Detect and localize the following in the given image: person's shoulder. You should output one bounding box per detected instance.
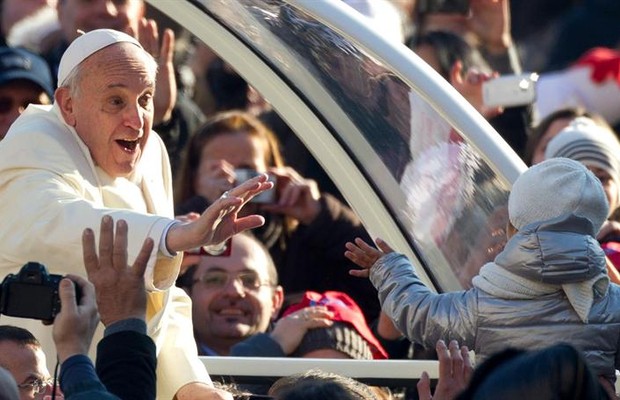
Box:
[3,104,66,145]
[0,105,87,172]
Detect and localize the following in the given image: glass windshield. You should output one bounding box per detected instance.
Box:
[195,0,512,291]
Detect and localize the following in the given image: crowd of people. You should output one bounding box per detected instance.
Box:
[0,0,619,399]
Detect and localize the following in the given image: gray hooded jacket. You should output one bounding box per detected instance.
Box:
[371,215,620,381]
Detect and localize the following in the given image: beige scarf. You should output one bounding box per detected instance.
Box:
[472,262,609,323]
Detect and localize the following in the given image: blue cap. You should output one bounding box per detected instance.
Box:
[0,47,54,98]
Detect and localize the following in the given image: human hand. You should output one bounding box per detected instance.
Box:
[52,275,99,364]
[82,216,153,326]
[135,18,176,125]
[196,159,236,203]
[417,340,473,400]
[260,167,321,225]
[345,237,394,278]
[166,174,273,252]
[270,306,334,355]
[450,62,503,119]
[175,382,234,400]
[467,0,511,53]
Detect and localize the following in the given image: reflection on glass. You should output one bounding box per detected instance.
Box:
[201,0,511,291]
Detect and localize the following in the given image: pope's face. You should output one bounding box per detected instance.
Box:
[59,43,155,178]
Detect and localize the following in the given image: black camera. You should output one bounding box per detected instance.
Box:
[417,0,470,15]
[0,262,64,321]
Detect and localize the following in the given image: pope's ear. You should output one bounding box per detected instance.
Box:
[55,87,76,126]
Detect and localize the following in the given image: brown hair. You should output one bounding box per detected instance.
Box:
[524,107,612,166]
[175,110,285,205]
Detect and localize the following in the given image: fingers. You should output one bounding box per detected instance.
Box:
[376,238,394,253]
[228,173,273,201]
[349,269,370,278]
[416,371,432,400]
[232,215,266,234]
[285,307,334,328]
[65,274,96,309]
[436,339,451,379]
[138,18,159,57]
[112,219,129,272]
[160,28,175,65]
[344,237,381,269]
[58,278,78,315]
[98,215,114,270]
[449,340,464,376]
[461,345,474,383]
[133,237,154,279]
[82,227,98,276]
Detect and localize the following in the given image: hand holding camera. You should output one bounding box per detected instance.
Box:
[52,275,99,363]
[0,262,81,321]
[259,167,322,225]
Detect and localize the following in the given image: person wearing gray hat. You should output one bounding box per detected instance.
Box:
[0,46,53,140]
[545,116,620,218]
[544,116,620,276]
[346,158,620,390]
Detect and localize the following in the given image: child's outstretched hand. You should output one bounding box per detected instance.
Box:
[345,237,394,278]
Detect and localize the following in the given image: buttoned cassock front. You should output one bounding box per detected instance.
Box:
[0,104,210,399]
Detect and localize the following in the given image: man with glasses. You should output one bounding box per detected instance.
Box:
[178,232,284,356]
[0,326,55,400]
[0,46,53,140]
[178,232,335,358]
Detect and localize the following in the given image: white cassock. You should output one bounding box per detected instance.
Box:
[0,103,210,399]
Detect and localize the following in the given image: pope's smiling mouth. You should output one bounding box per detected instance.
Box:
[116,139,139,152]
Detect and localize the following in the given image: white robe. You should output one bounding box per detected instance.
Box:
[0,104,210,399]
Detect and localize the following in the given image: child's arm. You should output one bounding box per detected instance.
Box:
[347,238,478,348]
[345,237,394,278]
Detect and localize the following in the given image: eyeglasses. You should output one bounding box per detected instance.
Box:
[193,270,271,291]
[17,378,53,394]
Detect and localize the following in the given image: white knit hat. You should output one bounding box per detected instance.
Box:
[57,29,142,87]
[509,158,608,233]
[544,117,620,188]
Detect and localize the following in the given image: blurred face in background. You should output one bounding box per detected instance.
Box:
[0,81,51,140]
[57,0,145,42]
[530,117,573,165]
[1,0,57,36]
[198,130,269,174]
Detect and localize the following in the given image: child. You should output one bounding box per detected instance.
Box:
[345,158,620,384]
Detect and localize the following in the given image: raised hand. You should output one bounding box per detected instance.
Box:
[345,237,394,278]
[468,0,512,53]
[82,216,153,326]
[135,18,176,125]
[166,173,273,252]
[417,340,473,400]
[260,167,321,225]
